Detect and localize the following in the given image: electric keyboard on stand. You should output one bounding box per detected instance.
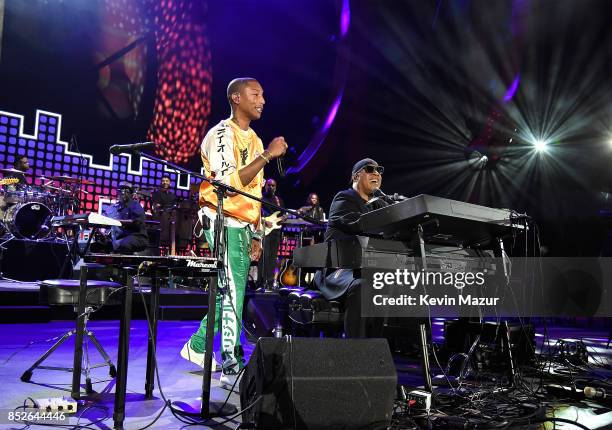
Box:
[51,212,122,228]
[77,252,219,428]
[84,253,217,271]
[53,213,126,276]
[293,195,526,274]
[293,236,497,273]
[282,218,327,229]
[358,194,526,247]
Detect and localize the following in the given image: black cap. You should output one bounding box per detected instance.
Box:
[351,158,378,176]
[118,181,134,192]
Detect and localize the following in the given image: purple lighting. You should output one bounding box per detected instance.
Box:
[340,0,350,38]
[288,90,344,174]
[503,73,520,102]
[287,0,351,174]
[324,96,342,130]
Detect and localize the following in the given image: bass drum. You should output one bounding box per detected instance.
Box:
[3,202,52,239]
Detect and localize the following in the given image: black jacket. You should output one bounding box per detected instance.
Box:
[324,188,370,242]
[151,189,178,209]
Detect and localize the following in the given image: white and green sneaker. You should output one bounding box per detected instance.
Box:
[219,369,242,391]
[180,340,218,372]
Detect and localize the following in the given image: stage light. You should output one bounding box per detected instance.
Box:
[466,149,488,170]
[533,139,548,152]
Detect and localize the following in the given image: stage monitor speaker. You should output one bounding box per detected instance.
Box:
[240,337,397,430]
[1,239,70,281]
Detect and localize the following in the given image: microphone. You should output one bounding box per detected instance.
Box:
[372,188,406,203]
[277,156,285,178]
[109,141,156,155]
[276,146,295,178]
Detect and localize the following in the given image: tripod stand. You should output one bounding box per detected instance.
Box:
[21,304,117,394]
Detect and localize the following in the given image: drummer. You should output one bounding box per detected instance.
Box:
[4,156,29,189]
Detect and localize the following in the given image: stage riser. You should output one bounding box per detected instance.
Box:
[0,306,50,323]
[0,286,210,323]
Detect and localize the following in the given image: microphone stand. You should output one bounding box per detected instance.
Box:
[129,150,323,421]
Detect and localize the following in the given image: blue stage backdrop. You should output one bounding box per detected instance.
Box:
[0,108,195,213]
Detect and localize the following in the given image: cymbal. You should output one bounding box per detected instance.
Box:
[42,183,72,193]
[0,167,26,175]
[51,175,95,185]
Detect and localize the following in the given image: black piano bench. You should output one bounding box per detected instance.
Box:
[39,279,122,306]
[287,288,344,337]
[20,279,122,394]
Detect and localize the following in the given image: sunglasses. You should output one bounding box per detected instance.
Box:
[361,165,384,175]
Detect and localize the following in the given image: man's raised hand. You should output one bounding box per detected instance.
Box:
[267,136,288,159]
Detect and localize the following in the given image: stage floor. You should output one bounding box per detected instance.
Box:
[0,320,611,429]
[0,320,247,429]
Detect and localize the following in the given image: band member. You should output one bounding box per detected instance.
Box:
[314,158,386,338]
[5,156,29,188]
[103,182,149,253]
[151,175,179,247]
[297,192,326,245]
[181,77,287,389]
[151,175,178,212]
[259,178,286,289]
[298,192,325,221]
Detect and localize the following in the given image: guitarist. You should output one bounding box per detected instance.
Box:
[259,178,286,289]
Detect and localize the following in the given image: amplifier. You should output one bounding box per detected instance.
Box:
[0,239,70,281]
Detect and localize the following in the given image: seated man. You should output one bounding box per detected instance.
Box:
[103,182,149,253]
[314,158,387,338]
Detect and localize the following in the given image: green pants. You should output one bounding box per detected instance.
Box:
[189,222,252,371]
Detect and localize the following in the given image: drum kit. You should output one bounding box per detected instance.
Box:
[0,168,94,240]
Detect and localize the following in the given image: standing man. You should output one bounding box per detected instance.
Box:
[181,77,287,389]
[151,175,179,212]
[315,158,386,337]
[259,178,286,289]
[151,175,179,247]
